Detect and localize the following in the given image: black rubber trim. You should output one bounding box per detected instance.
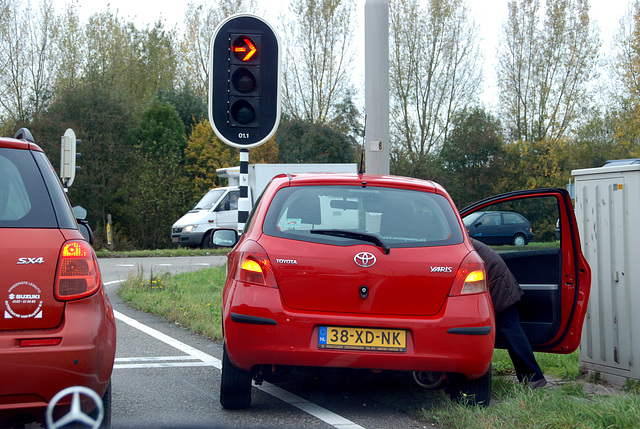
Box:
[447,326,492,336]
[230,313,277,325]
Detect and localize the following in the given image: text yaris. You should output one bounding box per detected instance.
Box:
[17,257,44,265]
[430,266,453,273]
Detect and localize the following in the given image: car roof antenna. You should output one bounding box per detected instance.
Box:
[358,115,367,175]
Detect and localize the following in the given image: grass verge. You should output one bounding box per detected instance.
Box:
[118,266,226,340]
[117,265,640,428]
[96,247,229,258]
[426,381,640,428]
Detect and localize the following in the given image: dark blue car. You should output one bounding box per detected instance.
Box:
[463,211,533,246]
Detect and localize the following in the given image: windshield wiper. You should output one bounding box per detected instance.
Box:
[310,230,391,255]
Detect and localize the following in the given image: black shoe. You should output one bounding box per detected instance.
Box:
[528,378,547,390]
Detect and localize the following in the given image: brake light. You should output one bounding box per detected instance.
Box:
[233,240,278,288]
[55,240,102,301]
[449,251,487,295]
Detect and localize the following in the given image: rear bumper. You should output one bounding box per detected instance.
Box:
[0,290,116,422]
[224,283,495,379]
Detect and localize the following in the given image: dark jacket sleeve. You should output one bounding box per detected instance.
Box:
[471,238,524,314]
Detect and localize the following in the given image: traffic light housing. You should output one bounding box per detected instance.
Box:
[60,128,79,188]
[209,14,280,148]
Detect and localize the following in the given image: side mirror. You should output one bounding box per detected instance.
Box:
[212,229,238,248]
[73,206,94,245]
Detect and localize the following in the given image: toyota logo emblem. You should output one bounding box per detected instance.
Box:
[354,252,376,268]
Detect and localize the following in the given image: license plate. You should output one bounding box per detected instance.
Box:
[318,326,406,352]
[172,237,179,243]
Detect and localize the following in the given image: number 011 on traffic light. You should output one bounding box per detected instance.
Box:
[209,14,281,148]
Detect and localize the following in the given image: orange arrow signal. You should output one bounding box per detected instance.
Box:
[233,38,257,61]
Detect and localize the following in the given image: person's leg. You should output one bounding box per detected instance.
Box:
[494,305,545,384]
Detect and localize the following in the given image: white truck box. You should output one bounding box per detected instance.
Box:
[171,163,357,247]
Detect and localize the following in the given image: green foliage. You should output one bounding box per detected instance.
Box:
[134,98,186,158]
[158,83,207,137]
[436,107,505,207]
[31,81,137,249]
[276,117,357,163]
[121,99,189,249]
[184,119,240,200]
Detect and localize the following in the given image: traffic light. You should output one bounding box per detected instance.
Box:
[60,128,79,189]
[209,14,280,148]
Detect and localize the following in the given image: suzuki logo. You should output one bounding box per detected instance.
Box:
[354,252,376,268]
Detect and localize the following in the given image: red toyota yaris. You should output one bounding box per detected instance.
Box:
[213,172,590,409]
[0,132,116,426]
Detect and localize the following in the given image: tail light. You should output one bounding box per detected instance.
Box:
[232,240,278,288]
[55,240,102,301]
[449,251,487,295]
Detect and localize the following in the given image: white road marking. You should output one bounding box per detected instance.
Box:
[113,310,365,429]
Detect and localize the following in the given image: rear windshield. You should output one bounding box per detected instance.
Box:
[0,148,58,228]
[263,185,464,248]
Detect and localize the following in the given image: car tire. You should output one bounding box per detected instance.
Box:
[89,379,111,428]
[220,345,252,410]
[447,365,491,406]
[512,233,526,246]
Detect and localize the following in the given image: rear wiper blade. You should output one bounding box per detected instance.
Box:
[310,229,390,255]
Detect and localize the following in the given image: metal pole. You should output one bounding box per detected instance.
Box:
[365,0,390,175]
[238,149,250,233]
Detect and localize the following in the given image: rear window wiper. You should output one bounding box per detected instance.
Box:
[310,229,391,255]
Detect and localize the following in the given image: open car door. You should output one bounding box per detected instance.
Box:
[460,188,591,353]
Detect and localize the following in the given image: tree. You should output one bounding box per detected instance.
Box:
[184,119,240,198]
[183,119,280,201]
[280,0,356,125]
[178,0,256,99]
[53,2,86,93]
[159,82,207,137]
[82,11,177,118]
[0,0,57,123]
[32,81,138,249]
[497,0,600,143]
[437,107,505,207]
[275,116,357,163]
[389,0,482,179]
[124,99,188,249]
[609,0,640,158]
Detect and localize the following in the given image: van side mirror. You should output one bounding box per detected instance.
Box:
[212,229,238,247]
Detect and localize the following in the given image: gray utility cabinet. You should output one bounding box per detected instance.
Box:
[572,163,640,385]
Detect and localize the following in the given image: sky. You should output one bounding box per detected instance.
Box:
[49,0,633,106]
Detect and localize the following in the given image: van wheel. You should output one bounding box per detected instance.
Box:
[220,346,252,410]
[446,365,491,406]
[201,231,213,248]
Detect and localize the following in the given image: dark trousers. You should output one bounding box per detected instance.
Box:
[494,304,545,382]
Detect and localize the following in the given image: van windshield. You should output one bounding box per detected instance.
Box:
[193,189,226,210]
